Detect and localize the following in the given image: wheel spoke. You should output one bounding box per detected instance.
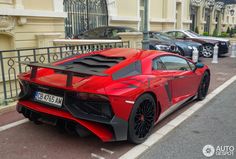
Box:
[134,99,155,139]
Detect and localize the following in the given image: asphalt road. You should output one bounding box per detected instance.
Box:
[0,56,235,159]
[139,81,236,159]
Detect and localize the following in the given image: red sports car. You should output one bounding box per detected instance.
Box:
[17,48,210,144]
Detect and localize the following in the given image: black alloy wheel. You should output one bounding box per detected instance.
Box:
[197,71,210,100]
[128,94,157,144]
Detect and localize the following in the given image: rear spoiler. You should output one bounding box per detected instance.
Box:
[19,61,108,87]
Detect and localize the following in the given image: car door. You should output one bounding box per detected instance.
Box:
[159,55,200,104]
[152,57,173,110]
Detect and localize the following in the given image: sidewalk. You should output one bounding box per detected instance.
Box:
[139,81,236,159]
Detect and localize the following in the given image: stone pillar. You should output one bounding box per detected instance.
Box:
[217,12,222,35]
[163,0,176,30]
[210,10,217,35]
[35,33,62,48]
[53,0,64,12]
[14,0,24,9]
[117,32,143,49]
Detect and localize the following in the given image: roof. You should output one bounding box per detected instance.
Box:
[163,29,186,32]
[99,48,141,59]
[98,48,170,60]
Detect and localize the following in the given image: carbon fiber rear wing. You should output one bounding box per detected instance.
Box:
[19,61,108,87]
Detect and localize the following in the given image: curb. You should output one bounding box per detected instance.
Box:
[119,75,236,159]
[0,102,17,115]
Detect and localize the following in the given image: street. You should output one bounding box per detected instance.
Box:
[0,56,235,159]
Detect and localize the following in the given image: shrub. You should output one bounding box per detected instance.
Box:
[195,27,199,34]
[203,32,209,36]
[220,32,227,37]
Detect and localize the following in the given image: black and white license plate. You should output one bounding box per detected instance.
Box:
[34,91,63,108]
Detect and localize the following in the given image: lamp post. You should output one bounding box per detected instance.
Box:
[142,0,149,50]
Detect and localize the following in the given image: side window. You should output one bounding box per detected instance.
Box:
[160,56,191,71]
[152,58,166,70]
[84,28,104,38]
[176,31,187,38]
[149,33,154,38]
[188,61,196,70]
[105,28,118,38]
[166,32,176,38]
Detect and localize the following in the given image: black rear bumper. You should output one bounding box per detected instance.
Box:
[17,104,128,141]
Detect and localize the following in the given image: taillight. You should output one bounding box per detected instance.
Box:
[18,79,30,99]
[76,92,109,101]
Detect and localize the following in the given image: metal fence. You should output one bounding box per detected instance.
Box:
[64,0,108,38]
[0,41,129,104]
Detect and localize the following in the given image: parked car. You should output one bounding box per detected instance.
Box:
[17,48,210,144]
[149,38,179,53]
[74,26,137,39]
[75,26,180,54]
[149,31,203,58]
[164,30,230,58]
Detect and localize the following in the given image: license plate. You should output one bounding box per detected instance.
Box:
[34,91,63,108]
[221,43,225,45]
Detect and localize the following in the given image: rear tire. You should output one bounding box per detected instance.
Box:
[128,94,157,144]
[197,71,210,100]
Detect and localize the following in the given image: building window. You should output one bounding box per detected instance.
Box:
[64,0,108,38]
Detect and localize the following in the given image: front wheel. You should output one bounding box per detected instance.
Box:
[202,44,214,58]
[128,94,157,144]
[197,71,210,100]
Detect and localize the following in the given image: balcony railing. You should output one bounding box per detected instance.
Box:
[0,41,130,105]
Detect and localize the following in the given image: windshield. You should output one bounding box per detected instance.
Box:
[153,32,175,41]
[186,30,200,37]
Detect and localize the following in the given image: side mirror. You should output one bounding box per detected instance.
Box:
[195,62,204,69]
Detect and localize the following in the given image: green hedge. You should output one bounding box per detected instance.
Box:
[203,32,209,36]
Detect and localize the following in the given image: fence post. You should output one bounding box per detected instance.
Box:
[192,47,199,63]
[212,44,219,64]
[0,52,7,102]
[230,43,236,58]
[17,50,22,73]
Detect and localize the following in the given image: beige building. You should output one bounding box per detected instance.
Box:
[0,0,65,50]
[189,0,236,35]
[108,0,192,31]
[0,0,236,51]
